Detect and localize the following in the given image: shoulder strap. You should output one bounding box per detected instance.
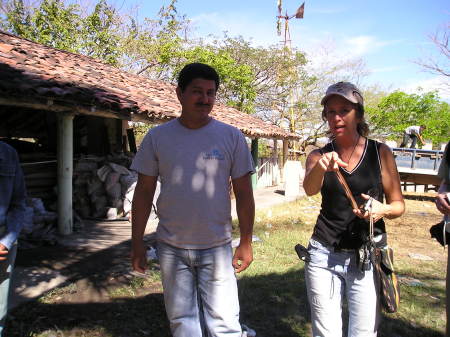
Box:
[335,170,359,209]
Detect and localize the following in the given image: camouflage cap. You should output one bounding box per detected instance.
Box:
[321,82,364,106]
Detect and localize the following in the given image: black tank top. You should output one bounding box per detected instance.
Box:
[312,138,386,249]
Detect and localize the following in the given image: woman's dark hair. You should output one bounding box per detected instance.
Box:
[177,63,220,92]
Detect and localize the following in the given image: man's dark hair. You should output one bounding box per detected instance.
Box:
[177,63,220,92]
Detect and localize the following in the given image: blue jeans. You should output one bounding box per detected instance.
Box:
[156,241,242,337]
[0,242,17,336]
[400,133,417,148]
[305,239,380,337]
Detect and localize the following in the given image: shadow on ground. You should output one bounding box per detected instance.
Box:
[12,218,159,306]
[7,252,445,337]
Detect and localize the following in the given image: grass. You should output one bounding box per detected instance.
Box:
[38,283,78,304]
[7,196,446,336]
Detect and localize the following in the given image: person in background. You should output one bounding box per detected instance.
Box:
[0,141,27,336]
[400,125,426,148]
[130,63,255,337]
[435,141,450,336]
[302,82,405,337]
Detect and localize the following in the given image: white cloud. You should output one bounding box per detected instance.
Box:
[344,36,401,56]
[400,76,450,101]
[371,65,406,73]
[189,12,279,46]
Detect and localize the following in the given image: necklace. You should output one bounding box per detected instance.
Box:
[340,135,360,164]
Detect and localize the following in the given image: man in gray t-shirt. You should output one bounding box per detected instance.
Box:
[131,63,255,337]
[435,141,450,336]
[400,125,426,148]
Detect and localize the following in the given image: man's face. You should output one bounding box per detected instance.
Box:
[176,78,216,121]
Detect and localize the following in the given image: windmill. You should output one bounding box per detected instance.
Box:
[276,1,305,48]
[276,1,305,153]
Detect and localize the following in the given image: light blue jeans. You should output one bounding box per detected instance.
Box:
[0,242,17,337]
[156,241,242,337]
[305,238,380,337]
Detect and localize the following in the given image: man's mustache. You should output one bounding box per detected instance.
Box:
[195,103,211,107]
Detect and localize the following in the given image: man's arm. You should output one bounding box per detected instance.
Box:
[131,173,157,273]
[436,182,450,215]
[418,133,425,145]
[0,148,27,261]
[231,173,254,273]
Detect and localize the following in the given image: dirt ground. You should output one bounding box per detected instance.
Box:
[7,193,447,336]
[14,194,447,304]
[387,193,446,263]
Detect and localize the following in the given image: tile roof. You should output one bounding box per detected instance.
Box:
[0,31,297,140]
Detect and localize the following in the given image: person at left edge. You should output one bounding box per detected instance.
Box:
[0,141,27,336]
[435,140,450,336]
[130,63,255,337]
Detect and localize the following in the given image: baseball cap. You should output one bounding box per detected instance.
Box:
[321,82,364,106]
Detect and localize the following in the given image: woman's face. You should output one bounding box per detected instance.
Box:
[324,95,360,138]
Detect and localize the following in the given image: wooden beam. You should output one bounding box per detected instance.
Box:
[0,96,300,141]
[0,96,131,120]
[399,172,441,186]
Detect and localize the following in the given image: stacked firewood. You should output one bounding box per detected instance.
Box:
[18,197,58,248]
[73,153,137,220]
[18,153,138,248]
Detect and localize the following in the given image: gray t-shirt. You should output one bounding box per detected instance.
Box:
[438,142,449,184]
[131,118,255,249]
[405,125,421,136]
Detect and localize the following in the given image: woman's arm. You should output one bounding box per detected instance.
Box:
[303,149,347,196]
[355,144,405,221]
[379,143,405,219]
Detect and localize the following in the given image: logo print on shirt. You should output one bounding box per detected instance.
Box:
[203,149,224,160]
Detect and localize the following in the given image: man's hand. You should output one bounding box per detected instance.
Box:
[0,244,9,261]
[436,192,450,215]
[131,241,148,274]
[232,242,253,273]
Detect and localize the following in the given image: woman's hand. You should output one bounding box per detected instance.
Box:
[353,193,392,223]
[316,151,348,172]
[303,150,348,196]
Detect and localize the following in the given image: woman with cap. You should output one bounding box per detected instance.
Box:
[302,82,405,337]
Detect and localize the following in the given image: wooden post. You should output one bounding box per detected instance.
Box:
[281,139,289,183]
[122,120,129,153]
[57,112,74,235]
[272,138,278,186]
[251,138,259,189]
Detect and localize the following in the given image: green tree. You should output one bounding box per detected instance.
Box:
[366,90,450,146]
[1,0,81,51]
[0,0,123,65]
[120,0,189,76]
[175,45,256,113]
[80,0,122,65]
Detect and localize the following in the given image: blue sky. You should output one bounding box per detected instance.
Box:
[125,0,449,98]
